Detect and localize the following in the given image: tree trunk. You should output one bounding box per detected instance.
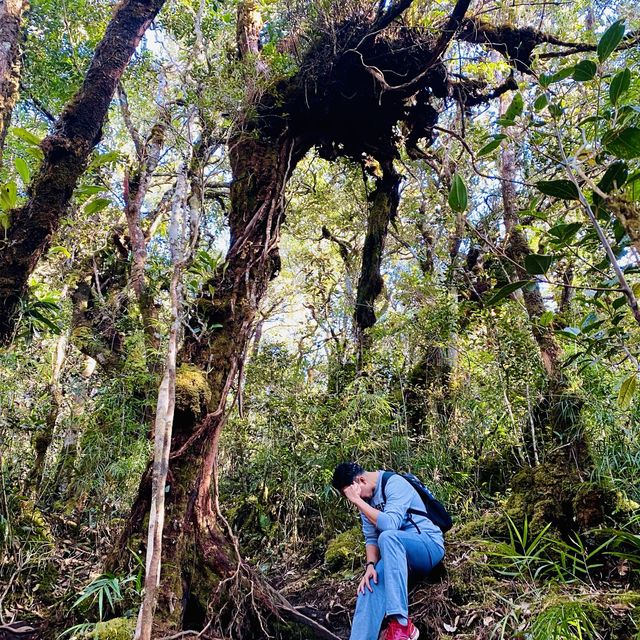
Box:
[499,97,586,466]
[0,0,166,345]
[354,161,400,364]
[0,0,28,165]
[114,130,308,635]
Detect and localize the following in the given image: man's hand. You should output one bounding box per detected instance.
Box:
[342,481,362,503]
[357,564,378,595]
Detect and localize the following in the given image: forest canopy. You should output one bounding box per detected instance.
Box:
[1,0,640,638]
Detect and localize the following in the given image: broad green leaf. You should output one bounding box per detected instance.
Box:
[572,59,597,82]
[618,373,637,409]
[0,212,10,230]
[14,158,30,185]
[76,185,105,198]
[29,309,61,334]
[524,253,553,275]
[11,127,42,146]
[539,66,574,87]
[0,181,18,210]
[548,103,564,118]
[504,93,524,121]
[609,68,631,105]
[604,127,640,159]
[598,161,628,193]
[626,170,640,201]
[90,151,121,168]
[477,135,506,157]
[548,221,582,243]
[533,94,549,111]
[84,198,111,214]
[536,179,579,200]
[598,19,625,63]
[557,326,580,340]
[539,311,555,327]
[484,280,531,306]
[448,173,468,213]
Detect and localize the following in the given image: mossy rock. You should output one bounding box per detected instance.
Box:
[506,462,579,533]
[324,527,362,572]
[454,509,510,541]
[15,500,54,543]
[445,541,500,604]
[572,482,617,529]
[175,364,211,418]
[90,617,135,640]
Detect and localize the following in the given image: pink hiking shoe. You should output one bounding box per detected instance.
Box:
[383,618,419,640]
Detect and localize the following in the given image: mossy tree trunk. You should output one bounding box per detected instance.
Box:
[0,0,167,345]
[499,96,587,469]
[115,130,308,634]
[0,0,28,165]
[354,160,401,367]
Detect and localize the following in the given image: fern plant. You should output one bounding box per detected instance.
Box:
[71,572,135,621]
[528,599,602,640]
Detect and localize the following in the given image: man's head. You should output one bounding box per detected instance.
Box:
[332,461,378,499]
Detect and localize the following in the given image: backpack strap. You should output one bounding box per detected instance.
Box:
[380,470,429,521]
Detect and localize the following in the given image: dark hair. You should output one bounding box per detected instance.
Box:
[332,461,364,491]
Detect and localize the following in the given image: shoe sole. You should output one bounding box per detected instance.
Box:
[410,627,420,640]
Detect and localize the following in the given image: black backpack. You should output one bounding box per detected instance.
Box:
[381,470,453,534]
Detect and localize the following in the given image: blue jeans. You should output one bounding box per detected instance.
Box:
[349,529,445,640]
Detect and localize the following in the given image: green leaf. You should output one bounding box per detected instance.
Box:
[0,181,18,210]
[557,326,580,340]
[504,92,524,121]
[539,311,555,327]
[618,374,637,409]
[524,254,553,275]
[484,280,531,306]
[14,158,30,185]
[548,221,582,243]
[11,126,42,146]
[533,94,549,111]
[610,68,631,105]
[572,59,597,82]
[604,127,640,159]
[448,173,468,212]
[76,185,105,196]
[598,19,625,63]
[84,198,111,214]
[598,161,628,193]
[536,179,579,200]
[539,66,574,87]
[49,246,71,258]
[89,151,121,168]
[477,135,506,157]
[0,212,11,231]
[28,309,61,334]
[548,103,564,118]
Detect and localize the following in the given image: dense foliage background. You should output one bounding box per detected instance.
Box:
[1,0,640,638]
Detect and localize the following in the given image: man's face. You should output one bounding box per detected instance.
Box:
[355,474,374,499]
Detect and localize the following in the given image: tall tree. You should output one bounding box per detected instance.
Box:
[0,0,28,164]
[0,0,166,345]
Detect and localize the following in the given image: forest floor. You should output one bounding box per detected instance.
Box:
[3,500,640,639]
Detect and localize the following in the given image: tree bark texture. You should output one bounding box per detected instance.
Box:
[0,0,28,164]
[115,130,308,635]
[0,0,166,345]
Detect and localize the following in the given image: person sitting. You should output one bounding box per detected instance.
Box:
[332,461,445,640]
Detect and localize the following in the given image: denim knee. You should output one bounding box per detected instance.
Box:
[378,529,402,549]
